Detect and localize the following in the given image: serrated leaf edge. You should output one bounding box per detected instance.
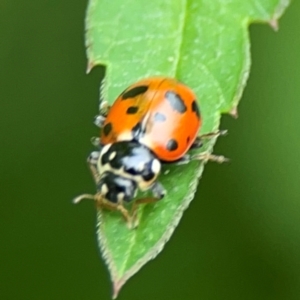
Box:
[84,0,291,298]
[96,161,207,298]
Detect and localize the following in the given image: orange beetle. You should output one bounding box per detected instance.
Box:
[74,77,219,228]
[101,77,201,161]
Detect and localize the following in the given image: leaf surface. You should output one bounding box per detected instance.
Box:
[85,0,289,297]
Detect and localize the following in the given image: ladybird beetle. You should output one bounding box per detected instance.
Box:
[101,77,201,161]
[74,77,226,228]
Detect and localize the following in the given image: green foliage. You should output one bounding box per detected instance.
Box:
[85,0,289,297]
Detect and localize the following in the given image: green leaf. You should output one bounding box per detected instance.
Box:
[85,0,289,297]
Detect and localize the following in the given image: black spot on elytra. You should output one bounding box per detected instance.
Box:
[154,112,167,122]
[166,139,178,151]
[103,123,112,136]
[191,100,200,119]
[187,136,191,145]
[126,106,139,114]
[121,85,149,100]
[165,91,187,114]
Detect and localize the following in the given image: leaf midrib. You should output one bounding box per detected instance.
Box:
[119,0,188,276]
[173,0,188,78]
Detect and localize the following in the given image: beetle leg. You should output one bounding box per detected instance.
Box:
[73,193,96,204]
[199,129,228,140]
[128,182,165,228]
[87,151,101,184]
[73,192,134,228]
[96,199,133,229]
[170,152,229,166]
[72,192,104,209]
[94,115,106,128]
[115,203,134,229]
[150,181,166,199]
[190,129,228,149]
[191,152,229,163]
[190,136,203,149]
[99,197,134,229]
[99,100,111,116]
[90,136,102,149]
[130,196,162,228]
[170,154,191,165]
[95,196,133,228]
[94,101,111,128]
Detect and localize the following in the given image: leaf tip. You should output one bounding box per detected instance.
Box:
[86,60,95,74]
[269,19,279,31]
[229,106,238,118]
[112,279,124,299]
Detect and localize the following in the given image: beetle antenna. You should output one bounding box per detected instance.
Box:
[73,194,96,204]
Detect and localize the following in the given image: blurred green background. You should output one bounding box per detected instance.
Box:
[1,1,299,300]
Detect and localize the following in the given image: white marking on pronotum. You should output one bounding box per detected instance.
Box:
[109,151,117,161]
[101,183,108,196]
[98,144,112,170]
[117,192,125,202]
[100,144,111,156]
[151,159,161,175]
